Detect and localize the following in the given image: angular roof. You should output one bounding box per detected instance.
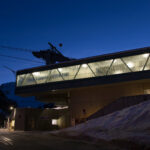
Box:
[17,46,150,74]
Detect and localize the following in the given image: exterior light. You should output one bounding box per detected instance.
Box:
[143,53,149,58]
[144,66,149,70]
[52,90,56,92]
[53,105,69,110]
[58,68,62,72]
[9,106,14,110]
[52,119,58,125]
[127,62,134,68]
[82,64,88,68]
[33,72,40,76]
[113,59,117,63]
[11,120,15,127]
[115,70,122,74]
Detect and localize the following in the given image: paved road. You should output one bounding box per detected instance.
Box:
[0,130,110,150]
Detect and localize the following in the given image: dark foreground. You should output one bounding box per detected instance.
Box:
[0,130,114,150]
[0,129,149,150]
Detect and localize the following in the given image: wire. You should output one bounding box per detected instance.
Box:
[0,54,43,64]
[0,45,34,52]
[3,65,16,73]
[0,57,42,65]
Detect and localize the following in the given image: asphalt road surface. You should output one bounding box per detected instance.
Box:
[0,129,109,150]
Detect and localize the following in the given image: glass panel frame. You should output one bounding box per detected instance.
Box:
[17,74,26,86]
[58,65,80,80]
[88,59,113,76]
[122,53,149,72]
[32,70,50,84]
[107,58,131,75]
[75,64,95,79]
[46,69,63,82]
[21,73,36,86]
[16,53,150,86]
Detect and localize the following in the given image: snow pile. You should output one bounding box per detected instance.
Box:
[53,100,150,144]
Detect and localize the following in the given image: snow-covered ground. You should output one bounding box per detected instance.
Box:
[52,100,150,145]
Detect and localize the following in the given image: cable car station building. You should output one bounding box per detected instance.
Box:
[15,47,150,129]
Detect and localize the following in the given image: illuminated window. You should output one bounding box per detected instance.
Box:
[16,53,150,87]
[22,73,36,86]
[143,53,149,58]
[47,69,63,82]
[88,59,113,76]
[82,64,88,68]
[58,68,62,72]
[32,71,49,84]
[122,54,148,71]
[127,62,134,68]
[52,119,58,125]
[75,65,94,79]
[58,65,80,80]
[144,89,150,94]
[17,74,26,86]
[107,59,130,75]
[32,72,40,76]
[53,105,69,110]
[11,120,15,127]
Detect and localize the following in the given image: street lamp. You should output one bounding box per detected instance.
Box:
[9,106,14,110]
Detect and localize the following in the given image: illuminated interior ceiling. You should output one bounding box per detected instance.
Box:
[52,105,69,110]
[16,50,150,87]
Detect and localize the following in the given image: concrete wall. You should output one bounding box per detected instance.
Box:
[14,108,70,131]
[15,109,26,130]
[15,79,150,128]
[88,94,150,120]
[69,79,150,121]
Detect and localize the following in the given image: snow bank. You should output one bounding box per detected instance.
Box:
[53,100,150,144]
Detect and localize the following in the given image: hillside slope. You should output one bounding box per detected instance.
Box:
[0,82,43,108]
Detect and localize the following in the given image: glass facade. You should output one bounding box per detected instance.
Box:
[16,53,150,87]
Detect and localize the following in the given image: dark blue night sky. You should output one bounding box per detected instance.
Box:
[0,0,150,84]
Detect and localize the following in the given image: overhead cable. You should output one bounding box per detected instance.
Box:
[0,54,43,63]
[0,45,34,52]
